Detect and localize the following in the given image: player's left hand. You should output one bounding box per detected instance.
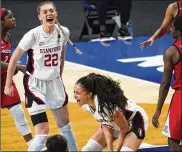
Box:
[152,110,161,128]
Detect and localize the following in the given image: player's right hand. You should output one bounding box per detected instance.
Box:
[4,85,14,96]
[140,38,154,49]
[152,110,161,128]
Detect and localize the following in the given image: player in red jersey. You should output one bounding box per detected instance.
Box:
[152,16,182,151]
[1,8,33,148]
[141,0,182,49]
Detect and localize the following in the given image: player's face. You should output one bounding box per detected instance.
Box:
[2,10,16,29]
[39,4,57,27]
[74,84,92,107]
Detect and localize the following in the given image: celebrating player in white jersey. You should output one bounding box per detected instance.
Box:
[4,1,78,151]
[74,73,148,151]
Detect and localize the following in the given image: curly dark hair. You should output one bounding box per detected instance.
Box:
[173,16,182,36]
[76,73,128,121]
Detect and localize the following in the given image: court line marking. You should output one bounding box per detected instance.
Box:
[66,61,160,86]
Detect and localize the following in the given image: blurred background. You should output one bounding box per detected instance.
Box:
[2,0,173,47]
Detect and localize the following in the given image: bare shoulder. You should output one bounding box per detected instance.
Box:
[168,2,177,10]
[168,2,178,15]
[163,46,177,58]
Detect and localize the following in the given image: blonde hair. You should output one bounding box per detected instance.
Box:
[37,1,56,14]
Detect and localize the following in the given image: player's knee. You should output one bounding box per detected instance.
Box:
[35,122,49,134]
[81,138,103,151]
[9,104,27,124]
[121,146,133,151]
[31,112,49,134]
[9,104,31,135]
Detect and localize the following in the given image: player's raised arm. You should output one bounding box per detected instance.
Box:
[140,2,176,49]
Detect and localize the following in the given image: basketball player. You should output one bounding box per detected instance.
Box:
[4,2,78,152]
[141,0,182,49]
[152,16,182,151]
[74,73,148,151]
[46,134,68,152]
[1,8,33,147]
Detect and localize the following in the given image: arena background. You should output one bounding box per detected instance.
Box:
[2,0,173,47]
[1,0,176,151]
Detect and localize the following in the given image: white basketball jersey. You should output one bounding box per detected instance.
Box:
[82,95,138,131]
[18,24,69,80]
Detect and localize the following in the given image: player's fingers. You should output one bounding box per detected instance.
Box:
[150,40,154,46]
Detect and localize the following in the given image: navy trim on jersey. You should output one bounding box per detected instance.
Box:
[23,73,45,105]
[27,49,34,75]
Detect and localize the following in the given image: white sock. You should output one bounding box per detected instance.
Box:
[27,139,33,147]
[28,134,48,152]
[60,122,78,151]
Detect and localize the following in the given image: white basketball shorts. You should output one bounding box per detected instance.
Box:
[23,73,68,115]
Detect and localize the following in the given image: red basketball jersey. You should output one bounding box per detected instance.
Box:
[177,0,182,16]
[172,40,182,90]
[1,33,11,74]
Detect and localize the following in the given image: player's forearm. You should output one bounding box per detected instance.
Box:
[151,27,168,41]
[1,61,9,70]
[115,124,128,151]
[102,125,113,151]
[156,81,170,112]
[5,58,18,86]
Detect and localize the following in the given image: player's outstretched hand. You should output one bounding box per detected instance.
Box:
[140,38,154,49]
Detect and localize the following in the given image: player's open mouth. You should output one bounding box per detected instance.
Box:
[46,18,54,23]
[77,100,80,104]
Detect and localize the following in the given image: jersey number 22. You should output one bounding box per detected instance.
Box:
[44,54,58,67]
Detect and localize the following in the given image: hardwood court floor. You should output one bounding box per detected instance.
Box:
[1,62,172,151]
[1,102,169,151]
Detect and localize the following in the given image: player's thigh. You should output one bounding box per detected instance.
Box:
[91,126,107,148]
[90,126,117,148]
[50,104,70,127]
[122,132,142,151]
[46,76,68,109]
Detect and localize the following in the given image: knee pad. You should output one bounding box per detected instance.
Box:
[9,104,31,136]
[121,146,133,151]
[81,138,103,151]
[60,122,78,151]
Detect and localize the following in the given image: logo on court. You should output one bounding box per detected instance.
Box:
[163,126,168,133]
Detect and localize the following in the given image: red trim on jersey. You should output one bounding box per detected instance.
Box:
[26,49,35,75]
[172,40,182,90]
[177,1,182,16]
